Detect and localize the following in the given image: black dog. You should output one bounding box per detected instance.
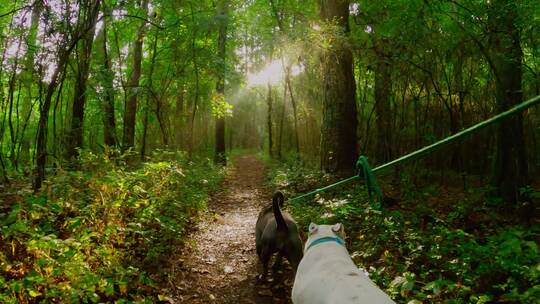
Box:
[255,191,303,278]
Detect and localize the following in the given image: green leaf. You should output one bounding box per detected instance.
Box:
[28,289,42,297]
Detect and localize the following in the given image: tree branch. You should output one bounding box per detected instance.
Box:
[0,4,33,19]
[106,14,165,30]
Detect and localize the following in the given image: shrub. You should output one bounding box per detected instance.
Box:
[0,151,223,303]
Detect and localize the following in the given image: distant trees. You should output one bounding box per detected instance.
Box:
[234,0,539,203]
[0,0,538,202]
[0,0,239,189]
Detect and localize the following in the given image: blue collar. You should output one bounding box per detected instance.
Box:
[306,236,345,252]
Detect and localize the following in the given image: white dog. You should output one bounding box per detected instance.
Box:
[292,223,395,304]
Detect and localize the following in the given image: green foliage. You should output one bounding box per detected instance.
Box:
[211,93,234,118]
[0,151,223,303]
[265,159,540,303]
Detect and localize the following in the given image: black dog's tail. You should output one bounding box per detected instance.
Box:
[272,191,288,233]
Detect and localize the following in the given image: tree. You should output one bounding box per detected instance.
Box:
[97,4,117,147]
[214,0,228,165]
[33,3,96,189]
[122,0,149,151]
[374,38,393,163]
[65,0,101,160]
[488,0,528,203]
[319,0,358,175]
[267,83,273,157]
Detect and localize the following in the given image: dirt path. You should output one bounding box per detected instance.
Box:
[166,155,294,303]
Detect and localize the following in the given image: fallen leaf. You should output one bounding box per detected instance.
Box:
[224,266,234,273]
[258,289,273,297]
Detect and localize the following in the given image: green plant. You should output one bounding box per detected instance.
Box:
[0,151,223,302]
[264,160,540,303]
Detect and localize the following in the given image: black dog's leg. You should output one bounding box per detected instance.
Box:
[259,247,271,281]
[273,252,283,271]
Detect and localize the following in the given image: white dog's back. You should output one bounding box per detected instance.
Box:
[292,224,395,304]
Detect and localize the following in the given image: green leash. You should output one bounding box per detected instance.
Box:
[287,94,540,209]
[356,156,383,210]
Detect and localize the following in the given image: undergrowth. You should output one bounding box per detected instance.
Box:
[264,157,540,304]
[0,150,223,303]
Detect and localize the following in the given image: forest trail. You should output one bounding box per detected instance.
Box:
[166,155,294,303]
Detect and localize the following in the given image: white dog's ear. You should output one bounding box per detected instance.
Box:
[308,223,318,234]
[331,223,343,233]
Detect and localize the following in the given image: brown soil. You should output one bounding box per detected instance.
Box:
[164,155,294,304]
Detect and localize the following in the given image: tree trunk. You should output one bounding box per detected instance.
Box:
[99,5,117,147]
[267,83,273,157]
[7,37,23,170]
[155,98,170,146]
[374,42,392,163]
[175,87,184,148]
[141,98,150,159]
[285,66,301,158]
[319,0,358,176]
[33,0,100,190]
[122,0,148,151]
[488,0,528,204]
[214,1,228,166]
[18,0,43,166]
[188,3,199,156]
[33,53,69,190]
[277,79,287,159]
[66,0,101,160]
[141,28,159,159]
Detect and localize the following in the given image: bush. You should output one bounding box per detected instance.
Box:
[0,151,223,303]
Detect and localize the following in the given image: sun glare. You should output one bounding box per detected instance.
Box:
[246,60,304,87]
[246,60,284,86]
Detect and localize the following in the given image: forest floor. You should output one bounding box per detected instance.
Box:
[164,155,294,304]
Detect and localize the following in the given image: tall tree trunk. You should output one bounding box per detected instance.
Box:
[7,37,23,169]
[33,53,70,190]
[374,42,392,163]
[18,0,43,166]
[285,65,300,157]
[488,0,528,203]
[99,5,117,147]
[141,98,150,159]
[319,0,358,176]
[141,28,159,159]
[277,79,287,159]
[33,1,99,190]
[267,83,273,157]
[188,2,199,156]
[175,86,184,148]
[122,0,149,151]
[214,1,228,165]
[155,98,170,146]
[66,0,101,160]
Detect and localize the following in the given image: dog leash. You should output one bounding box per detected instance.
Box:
[286,94,540,209]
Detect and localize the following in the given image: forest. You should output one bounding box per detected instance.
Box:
[0,0,539,303]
